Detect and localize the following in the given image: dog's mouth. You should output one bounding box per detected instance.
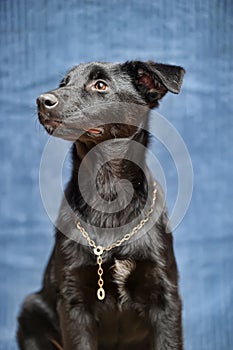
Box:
[43,119,63,135]
[39,113,104,138]
[44,119,63,128]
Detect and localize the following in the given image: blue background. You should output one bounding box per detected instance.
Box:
[0,0,233,349]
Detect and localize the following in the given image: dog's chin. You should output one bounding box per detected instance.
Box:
[44,125,81,141]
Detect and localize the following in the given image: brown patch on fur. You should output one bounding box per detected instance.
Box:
[112,259,136,305]
[49,338,63,350]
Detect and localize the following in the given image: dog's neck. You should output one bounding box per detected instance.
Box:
[67,127,150,228]
[75,128,148,181]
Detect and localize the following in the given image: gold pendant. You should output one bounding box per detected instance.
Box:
[94,246,105,301]
[97,287,105,300]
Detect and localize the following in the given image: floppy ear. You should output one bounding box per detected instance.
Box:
[123,60,185,107]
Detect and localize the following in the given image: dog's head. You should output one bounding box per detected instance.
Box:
[37,61,185,141]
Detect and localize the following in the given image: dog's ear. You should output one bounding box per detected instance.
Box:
[122,61,185,107]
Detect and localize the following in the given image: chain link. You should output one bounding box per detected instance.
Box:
[76,182,157,301]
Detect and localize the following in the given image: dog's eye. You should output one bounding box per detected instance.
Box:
[94,81,108,91]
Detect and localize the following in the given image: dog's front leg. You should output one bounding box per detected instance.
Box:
[58,300,98,350]
[149,299,183,350]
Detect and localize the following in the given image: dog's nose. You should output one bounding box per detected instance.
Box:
[37,93,58,109]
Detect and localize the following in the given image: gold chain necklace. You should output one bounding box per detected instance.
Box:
[76,182,157,301]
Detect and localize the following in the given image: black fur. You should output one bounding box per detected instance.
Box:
[17,61,185,350]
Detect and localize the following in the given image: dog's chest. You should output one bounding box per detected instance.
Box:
[65,258,163,308]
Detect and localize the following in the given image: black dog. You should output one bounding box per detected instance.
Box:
[17,61,185,350]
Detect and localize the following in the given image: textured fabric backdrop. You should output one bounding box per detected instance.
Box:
[0,1,233,349]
